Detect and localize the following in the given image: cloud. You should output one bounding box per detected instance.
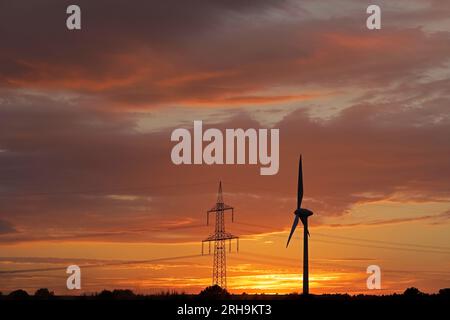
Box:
[0,219,16,234]
[0,256,119,265]
[325,210,450,228]
[0,87,449,243]
[1,1,450,108]
[0,1,450,245]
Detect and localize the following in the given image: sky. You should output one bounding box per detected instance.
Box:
[0,0,450,295]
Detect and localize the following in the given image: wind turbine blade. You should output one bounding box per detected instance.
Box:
[297,155,303,209]
[286,215,299,248]
[299,215,310,237]
[300,216,306,227]
[299,216,310,237]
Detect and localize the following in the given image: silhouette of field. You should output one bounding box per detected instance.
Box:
[1,287,448,318]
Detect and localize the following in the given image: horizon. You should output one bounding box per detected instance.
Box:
[3,285,449,297]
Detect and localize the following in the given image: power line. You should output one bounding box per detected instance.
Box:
[232,251,450,276]
[4,250,449,280]
[313,238,450,255]
[313,232,450,251]
[236,227,450,255]
[237,227,450,255]
[234,221,450,254]
[0,181,216,197]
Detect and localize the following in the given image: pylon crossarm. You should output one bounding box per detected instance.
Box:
[223,203,233,210]
[207,206,233,213]
[203,234,238,242]
[203,236,215,242]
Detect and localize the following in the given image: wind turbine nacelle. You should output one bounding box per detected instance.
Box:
[295,208,313,217]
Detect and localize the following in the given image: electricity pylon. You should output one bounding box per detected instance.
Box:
[202,181,239,288]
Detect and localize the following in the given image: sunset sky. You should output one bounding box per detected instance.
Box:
[0,0,450,295]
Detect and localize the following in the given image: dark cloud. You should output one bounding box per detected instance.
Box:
[0,1,449,244]
[0,219,16,234]
[0,0,285,97]
[1,1,449,107]
[0,87,449,243]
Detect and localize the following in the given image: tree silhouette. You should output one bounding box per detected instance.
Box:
[438,288,450,296]
[111,289,136,299]
[34,288,55,298]
[403,287,424,296]
[97,290,113,299]
[8,289,29,299]
[95,289,136,299]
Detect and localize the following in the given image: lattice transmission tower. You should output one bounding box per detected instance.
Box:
[202,181,239,288]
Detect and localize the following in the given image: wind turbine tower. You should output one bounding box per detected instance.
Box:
[202,181,239,288]
[286,155,314,295]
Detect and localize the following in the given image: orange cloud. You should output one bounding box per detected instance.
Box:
[184,93,322,106]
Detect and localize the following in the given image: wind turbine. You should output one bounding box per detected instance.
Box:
[286,155,313,295]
